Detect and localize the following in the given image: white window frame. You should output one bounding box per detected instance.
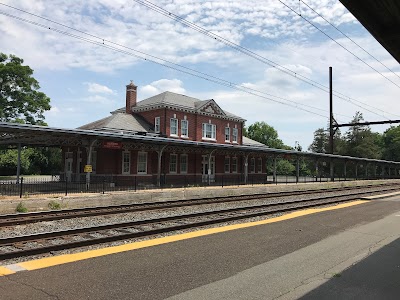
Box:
[202,123,216,140]
[224,156,230,173]
[170,118,178,136]
[137,152,147,174]
[154,117,160,133]
[180,154,188,174]
[232,128,238,143]
[258,157,262,173]
[169,154,178,173]
[250,157,255,173]
[232,157,238,173]
[225,127,230,142]
[122,150,131,175]
[181,119,188,138]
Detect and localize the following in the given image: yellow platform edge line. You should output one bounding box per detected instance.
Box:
[0,266,16,276]
[1,200,367,275]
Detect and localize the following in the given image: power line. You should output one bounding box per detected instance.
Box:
[131,0,400,120]
[279,0,400,90]
[300,0,400,81]
[0,9,333,120]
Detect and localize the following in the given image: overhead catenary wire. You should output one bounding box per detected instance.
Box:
[0,2,394,121]
[300,0,400,81]
[0,3,392,123]
[0,10,335,121]
[279,0,400,91]
[131,0,400,120]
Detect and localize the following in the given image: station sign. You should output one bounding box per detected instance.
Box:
[84,165,93,173]
[102,141,122,149]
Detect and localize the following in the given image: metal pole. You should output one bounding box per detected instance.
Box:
[296,156,300,184]
[329,66,334,155]
[16,143,21,184]
[273,155,277,183]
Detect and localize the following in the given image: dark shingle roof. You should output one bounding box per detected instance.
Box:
[78,113,153,133]
[131,91,245,121]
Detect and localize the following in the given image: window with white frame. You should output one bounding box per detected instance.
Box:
[180,154,188,173]
[225,127,230,142]
[137,152,147,174]
[170,118,178,136]
[232,128,238,143]
[250,157,255,173]
[154,117,160,133]
[169,154,177,173]
[181,120,188,137]
[258,158,262,173]
[202,123,216,139]
[224,156,230,173]
[122,151,131,174]
[232,157,238,173]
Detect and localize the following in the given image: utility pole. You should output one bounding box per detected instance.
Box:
[329,66,333,154]
[329,67,334,181]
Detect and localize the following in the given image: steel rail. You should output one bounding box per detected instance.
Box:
[0,186,396,260]
[0,183,396,227]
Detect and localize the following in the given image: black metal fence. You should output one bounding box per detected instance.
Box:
[0,172,395,198]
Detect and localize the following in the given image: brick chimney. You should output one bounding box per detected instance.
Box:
[126,80,137,113]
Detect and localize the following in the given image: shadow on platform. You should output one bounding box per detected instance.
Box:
[300,237,400,299]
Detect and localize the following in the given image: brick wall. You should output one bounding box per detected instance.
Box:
[137,108,243,144]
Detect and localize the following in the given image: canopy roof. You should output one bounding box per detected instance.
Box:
[340,0,400,63]
[1,122,399,165]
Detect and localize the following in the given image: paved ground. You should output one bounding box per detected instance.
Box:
[0,196,399,299]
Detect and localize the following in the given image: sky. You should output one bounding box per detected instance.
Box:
[1,0,399,150]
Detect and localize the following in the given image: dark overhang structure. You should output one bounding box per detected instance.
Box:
[340,0,400,63]
[1,122,399,166]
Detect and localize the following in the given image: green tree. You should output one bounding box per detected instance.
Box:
[382,125,400,161]
[245,121,288,149]
[308,127,345,155]
[0,53,51,124]
[308,128,328,153]
[344,112,382,159]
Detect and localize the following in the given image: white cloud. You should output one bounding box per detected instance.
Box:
[85,82,114,94]
[139,79,186,99]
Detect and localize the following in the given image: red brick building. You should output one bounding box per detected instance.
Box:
[63,81,266,185]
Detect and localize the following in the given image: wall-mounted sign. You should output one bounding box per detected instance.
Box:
[102,141,122,149]
[84,165,93,173]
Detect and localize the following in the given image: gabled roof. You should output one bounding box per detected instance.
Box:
[130,91,245,121]
[78,112,153,134]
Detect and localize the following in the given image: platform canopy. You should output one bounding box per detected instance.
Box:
[340,0,400,63]
[1,122,400,166]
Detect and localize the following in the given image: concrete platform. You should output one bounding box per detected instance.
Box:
[1,196,400,299]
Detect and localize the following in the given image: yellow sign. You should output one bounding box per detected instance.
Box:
[84,165,92,173]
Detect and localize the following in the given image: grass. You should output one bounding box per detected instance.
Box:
[48,200,61,210]
[16,202,28,213]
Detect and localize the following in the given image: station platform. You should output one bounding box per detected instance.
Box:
[0,195,400,299]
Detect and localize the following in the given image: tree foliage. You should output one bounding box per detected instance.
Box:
[0,53,51,124]
[0,147,62,176]
[245,121,289,149]
[382,125,400,161]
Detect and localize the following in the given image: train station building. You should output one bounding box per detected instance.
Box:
[63,81,268,185]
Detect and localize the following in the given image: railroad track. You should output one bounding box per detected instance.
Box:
[0,184,398,261]
[0,182,397,227]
